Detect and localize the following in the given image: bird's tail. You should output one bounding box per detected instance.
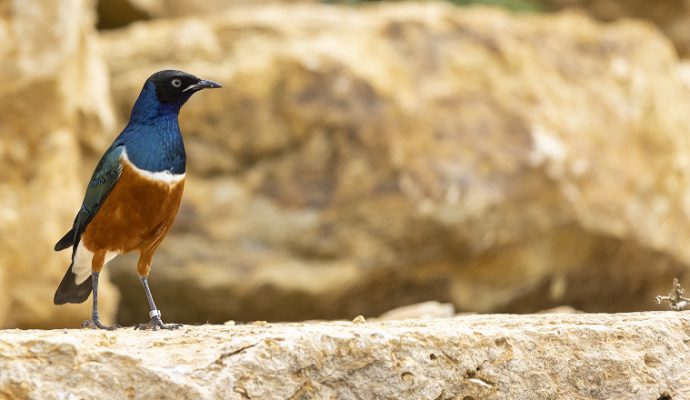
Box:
[54,263,92,305]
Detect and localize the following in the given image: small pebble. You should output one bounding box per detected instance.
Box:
[352,315,366,324]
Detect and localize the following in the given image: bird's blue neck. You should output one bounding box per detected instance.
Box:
[115,82,187,174]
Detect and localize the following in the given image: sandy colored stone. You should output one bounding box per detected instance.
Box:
[101,0,690,60]
[537,305,582,313]
[98,3,690,324]
[0,312,689,399]
[0,0,118,328]
[96,0,316,29]
[378,301,455,320]
[128,0,313,18]
[545,0,690,58]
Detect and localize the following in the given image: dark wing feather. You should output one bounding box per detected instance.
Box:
[54,228,75,251]
[54,145,125,252]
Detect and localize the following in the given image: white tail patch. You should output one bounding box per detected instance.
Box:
[72,242,118,284]
[121,149,185,185]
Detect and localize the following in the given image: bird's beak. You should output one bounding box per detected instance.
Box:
[183,79,223,93]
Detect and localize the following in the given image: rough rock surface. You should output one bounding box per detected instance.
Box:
[96,0,315,29]
[98,3,690,324]
[377,301,455,320]
[0,0,118,328]
[99,0,690,59]
[545,0,690,58]
[128,0,312,18]
[0,312,688,399]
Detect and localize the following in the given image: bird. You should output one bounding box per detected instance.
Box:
[53,70,221,330]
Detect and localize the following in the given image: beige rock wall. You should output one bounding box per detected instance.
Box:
[546,0,690,58]
[129,0,313,17]
[0,0,118,328]
[100,3,690,325]
[0,312,688,399]
[96,0,316,28]
[97,0,690,58]
[3,1,690,328]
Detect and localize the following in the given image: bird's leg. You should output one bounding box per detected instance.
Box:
[82,271,119,330]
[134,276,182,330]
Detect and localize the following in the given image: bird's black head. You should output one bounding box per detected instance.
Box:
[146,70,222,105]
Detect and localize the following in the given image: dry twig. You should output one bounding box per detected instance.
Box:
[655,278,690,311]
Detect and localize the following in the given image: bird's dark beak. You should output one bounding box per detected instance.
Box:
[183,79,222,93]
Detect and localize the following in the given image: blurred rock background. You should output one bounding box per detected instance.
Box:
[1,0,690,328]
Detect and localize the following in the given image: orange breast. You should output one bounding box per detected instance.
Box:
[81,161,185,257]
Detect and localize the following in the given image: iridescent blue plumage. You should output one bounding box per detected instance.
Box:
[114,80,187,175]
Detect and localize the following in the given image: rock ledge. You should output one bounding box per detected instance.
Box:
[1,312,688,399]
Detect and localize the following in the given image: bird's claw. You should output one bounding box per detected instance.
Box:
[82,318,120,330]
[134,317,182,331]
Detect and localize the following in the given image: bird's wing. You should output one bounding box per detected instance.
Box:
[54,145,125,252]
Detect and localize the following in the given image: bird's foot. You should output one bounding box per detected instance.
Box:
[82,318,120,330]
[134,316,182,331]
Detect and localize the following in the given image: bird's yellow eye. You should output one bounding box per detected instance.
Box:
[171,79,182,88]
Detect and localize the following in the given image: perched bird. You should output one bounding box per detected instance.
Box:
[53,70,221,330]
